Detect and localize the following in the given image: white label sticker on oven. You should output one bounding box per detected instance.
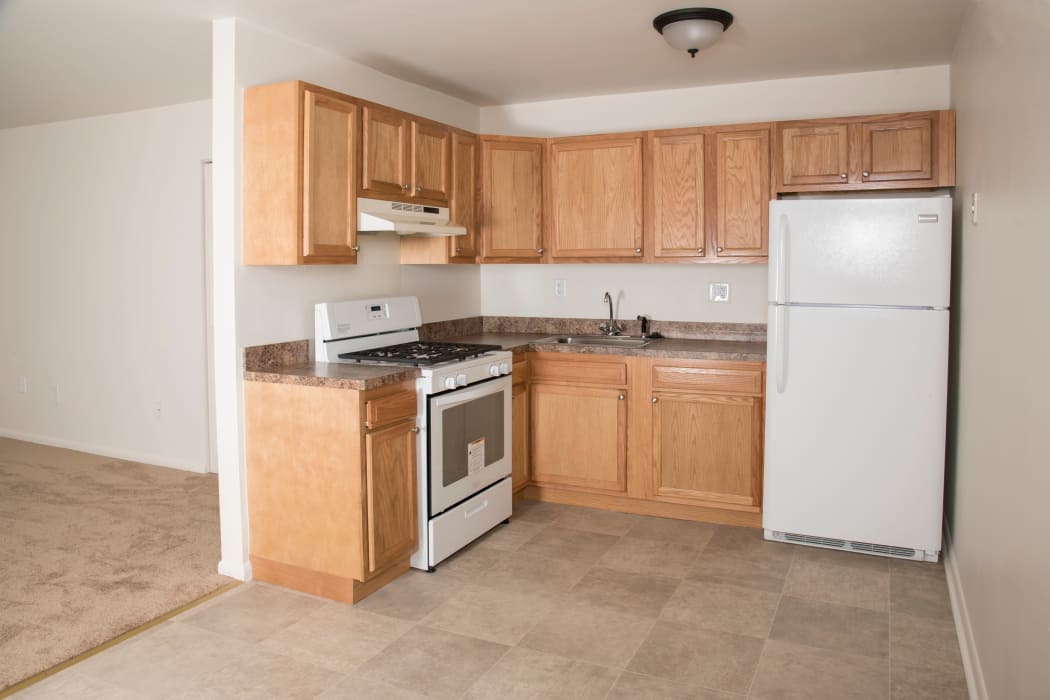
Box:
[467,438,485,475]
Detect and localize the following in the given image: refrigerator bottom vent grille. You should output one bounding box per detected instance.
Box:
[772,531,921,560]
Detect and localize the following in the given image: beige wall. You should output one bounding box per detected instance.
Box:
[947,1,1050,697]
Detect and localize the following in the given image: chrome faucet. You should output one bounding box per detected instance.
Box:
[598,292,625,336]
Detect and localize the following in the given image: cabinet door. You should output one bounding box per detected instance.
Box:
[859,117,933,184]
[303,89,359,262]
[650,131,706,259]
[511,382,530,492]
[651,392,762,508]
[530,383,626,493]
[411,121,451,202]
[481,138,544,260]
[365,419,418,574]
[548,136,644,259]
[778,124,849,187]
[361,105,409,198]
[449,130,478,260]
[712,128,770,258]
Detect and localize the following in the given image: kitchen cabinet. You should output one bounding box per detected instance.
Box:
[511,357,530,493]
[529,354,629,494]
[774,110,955,192]
[480,137,545,261]
[244,379,418,603]
[643,360,765,509]
[399,129,479,264]
[710,126,771,258]
[360,104,451,205]
[243,81,359,265]
[547,134,645,260]
[648,129,706,260]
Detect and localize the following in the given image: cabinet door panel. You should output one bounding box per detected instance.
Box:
[303,90,358,261]
[449,131,478,260]
[549,137,644,258]
[530,383,626,493]
[361,105,409,197]
[861,118,933,183]
[412,121,451,202]
[651,132,705,258]
[714,128,769,257]
[511,383,530,491]
[651,393,762,507]
[365,420,418,574]
[481,139,543,259]
[780,124,849,186]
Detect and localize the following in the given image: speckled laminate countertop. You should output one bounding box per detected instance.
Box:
[444,334,767,362]
[243,339,420,390]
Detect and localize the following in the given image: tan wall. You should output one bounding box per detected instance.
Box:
[947,2,1050,697]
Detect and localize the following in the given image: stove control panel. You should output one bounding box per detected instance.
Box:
[426,351,513,395]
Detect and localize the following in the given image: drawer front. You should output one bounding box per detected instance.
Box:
[530,357,627,387]
[652,364,763,396]
[365,390,417,429]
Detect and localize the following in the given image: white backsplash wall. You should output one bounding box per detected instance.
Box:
[480,264,767,323]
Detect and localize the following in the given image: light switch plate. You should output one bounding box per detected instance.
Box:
[554,279,567,297]
[709,282,730,303]
[971,192,979,225]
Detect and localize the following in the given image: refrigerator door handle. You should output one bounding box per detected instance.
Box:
[775,305,788,394]
[775,214,789,303]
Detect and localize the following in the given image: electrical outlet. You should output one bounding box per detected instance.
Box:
[971,192,979,225]
[16,377,28,394]
[709,282,731,303]
[153,401,162,420]
[554,279,567,297]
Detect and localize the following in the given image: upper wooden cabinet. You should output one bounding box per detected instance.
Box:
[711,127,771,258]
[361,104,451,205]
[547,134,645,260]
[648,130,706,260]
[244,81,359,265]
[480,137,545,261]
[775,110,955,192]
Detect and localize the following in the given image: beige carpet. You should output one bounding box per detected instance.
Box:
[0,438,229,690]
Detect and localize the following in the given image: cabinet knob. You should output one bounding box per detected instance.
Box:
[651,397,658,404]
[697,247,704,255]
[455,246,462,253]
[537,247,545,255]
[839,173,847,179]
[717,246,724,252]
[634,248,642,254]
[415,185,423,193]
[411,427,420,434]
[862,171,870,178]
[351,245,361,252]
[618,394,625,401]
[402,184,411,190]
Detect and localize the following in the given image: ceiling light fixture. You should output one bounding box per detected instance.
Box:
[653,7,734,58]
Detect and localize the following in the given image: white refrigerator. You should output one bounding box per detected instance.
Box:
[763,195,951,562]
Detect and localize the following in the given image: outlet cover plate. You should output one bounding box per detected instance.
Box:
[709,282,731,303]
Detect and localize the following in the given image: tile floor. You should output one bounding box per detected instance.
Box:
[14,499,968,699]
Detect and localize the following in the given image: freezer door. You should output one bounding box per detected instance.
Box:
[763,305,948,553]
[768,197,952,307]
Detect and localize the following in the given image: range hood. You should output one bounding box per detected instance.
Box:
[357,197,466,237]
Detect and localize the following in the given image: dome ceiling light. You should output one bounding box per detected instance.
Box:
[652,7,734,58]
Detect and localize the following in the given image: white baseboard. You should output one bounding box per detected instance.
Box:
[217,558,252,581]
[0,427,208,474]
[943,520,989,700]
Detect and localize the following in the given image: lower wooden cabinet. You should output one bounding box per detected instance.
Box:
[244,379,418,603]
[511,381,530,492]
[523,353,765,526]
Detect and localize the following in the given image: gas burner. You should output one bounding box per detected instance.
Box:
[338,341,502,366]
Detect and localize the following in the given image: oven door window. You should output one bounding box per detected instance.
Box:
[428,377,511,515]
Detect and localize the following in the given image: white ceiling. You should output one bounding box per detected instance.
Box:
[0,0,968,129]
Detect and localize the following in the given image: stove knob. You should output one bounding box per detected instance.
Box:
[489,364,501,377]
[499,361,511,375]
[456,373,468,387]
[444,376,457,390]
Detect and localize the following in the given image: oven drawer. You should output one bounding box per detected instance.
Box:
[365,390,417,430]
[428,477,512,566]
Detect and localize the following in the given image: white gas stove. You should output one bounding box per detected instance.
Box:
[315,296,513,571]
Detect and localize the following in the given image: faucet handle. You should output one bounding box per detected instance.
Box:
[636,315,650,337]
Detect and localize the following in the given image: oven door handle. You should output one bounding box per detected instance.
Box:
[430,376,511,410]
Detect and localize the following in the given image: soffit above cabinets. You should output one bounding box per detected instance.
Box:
[0,0,967,128]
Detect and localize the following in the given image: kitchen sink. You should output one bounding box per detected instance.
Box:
[538,335,652,348]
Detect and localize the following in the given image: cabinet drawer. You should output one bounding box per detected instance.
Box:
[531,357,627,387]
[652,364,763,396]
[365,390,417,429]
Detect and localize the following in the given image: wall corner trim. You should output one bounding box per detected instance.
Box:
[217,558,252,582]
[943,519,989,700]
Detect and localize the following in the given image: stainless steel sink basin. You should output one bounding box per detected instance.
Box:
[538,335,652,348]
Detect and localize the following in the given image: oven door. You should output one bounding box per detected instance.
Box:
[428,375,512,515]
